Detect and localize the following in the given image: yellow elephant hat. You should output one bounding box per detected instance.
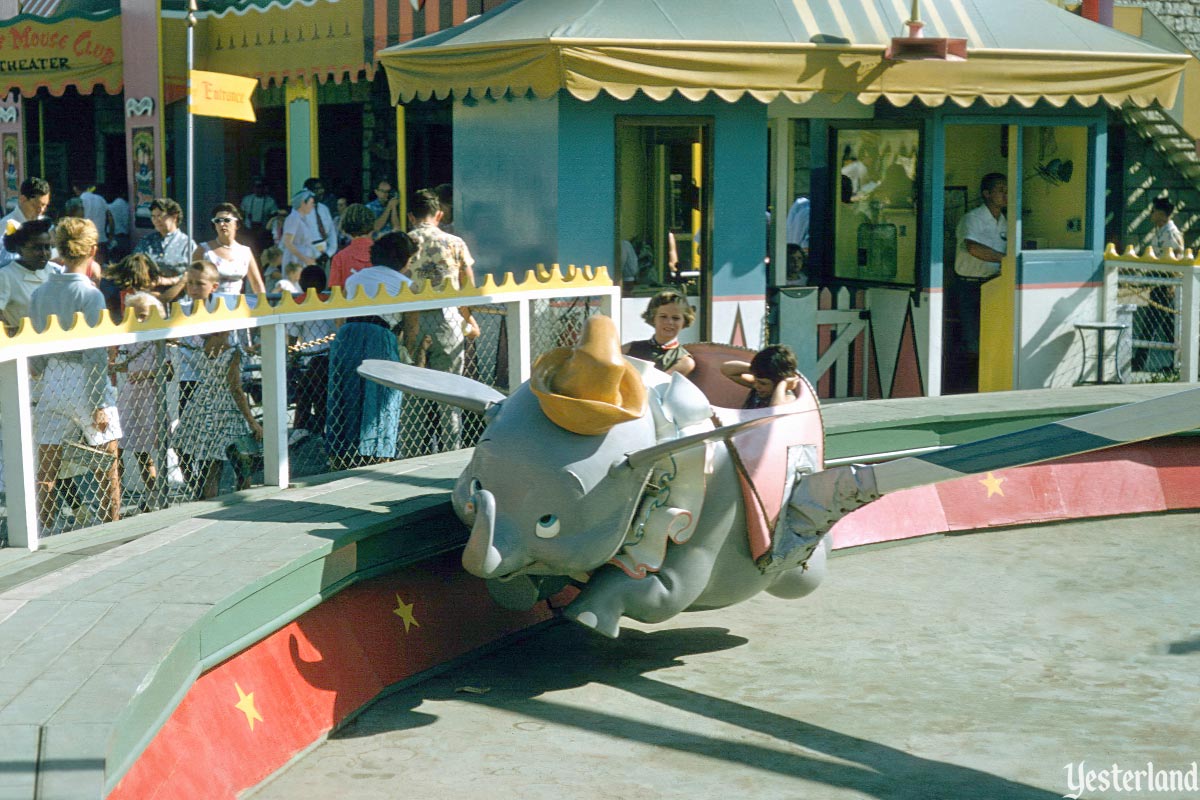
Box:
[530,315,647,435]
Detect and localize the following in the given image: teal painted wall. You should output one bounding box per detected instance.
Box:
[555,96,615,276]
[454,94,560,277]
[557,94,769,298]
[455,91,770,294]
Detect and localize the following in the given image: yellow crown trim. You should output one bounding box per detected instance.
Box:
[0,267,613,346]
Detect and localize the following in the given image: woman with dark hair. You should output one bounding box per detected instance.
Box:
[133,197,196,302]
[0,218,58,332]
[193,202,266,296]
[325,231,416,471]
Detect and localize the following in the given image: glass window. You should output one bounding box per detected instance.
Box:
[615,118,711,297]
[833,127,921,286]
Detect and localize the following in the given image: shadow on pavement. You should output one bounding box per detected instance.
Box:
[333,622,1062,799]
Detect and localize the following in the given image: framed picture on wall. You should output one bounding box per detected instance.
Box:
[2,133,17,212]
[832,125,921,286]
[132,127,155,225]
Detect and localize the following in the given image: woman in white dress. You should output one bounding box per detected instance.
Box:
[193,202,266,296]
[280,189,320,272]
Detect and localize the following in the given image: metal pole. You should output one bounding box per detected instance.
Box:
[37,98,44,178]
[187,0,197,241]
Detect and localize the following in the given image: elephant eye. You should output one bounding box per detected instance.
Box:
[469,478,482,495]
[535,514,560,539]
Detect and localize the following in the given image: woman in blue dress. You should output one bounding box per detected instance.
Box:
[325,232,416,471]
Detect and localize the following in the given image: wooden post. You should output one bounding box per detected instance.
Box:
[0,357,38,549]
[259,321,289,488]
[505,298,531,392]
[598,286,620,328]
[770,117,790,287]
[1180,264,1199,383]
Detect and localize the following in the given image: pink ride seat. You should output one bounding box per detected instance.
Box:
[686,343,826,561]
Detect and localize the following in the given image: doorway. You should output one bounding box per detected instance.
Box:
[614,117,712,334]
[941,124,1007,394]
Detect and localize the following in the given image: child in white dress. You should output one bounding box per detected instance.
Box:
[172,261,263,499]
[116,292,168,510]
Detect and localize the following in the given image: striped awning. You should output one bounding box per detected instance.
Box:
[378,0,1187,109]
[179,0,499,88]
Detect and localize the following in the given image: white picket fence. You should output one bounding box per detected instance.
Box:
[0,268,619,550]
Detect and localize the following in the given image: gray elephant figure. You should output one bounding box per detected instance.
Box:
[360,315,876,638]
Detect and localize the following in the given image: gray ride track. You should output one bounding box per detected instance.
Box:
[248,513,1200,800]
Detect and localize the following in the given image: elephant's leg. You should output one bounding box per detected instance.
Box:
[565,547,717,638]
[764,536,830,599]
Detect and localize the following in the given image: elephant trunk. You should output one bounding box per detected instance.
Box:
[461,489,507,578]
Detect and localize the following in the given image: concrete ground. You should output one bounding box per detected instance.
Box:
[247,512,1200,800]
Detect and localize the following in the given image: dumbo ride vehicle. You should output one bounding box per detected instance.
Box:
[361,315,1200,638]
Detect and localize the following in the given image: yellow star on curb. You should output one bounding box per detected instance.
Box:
[234,682,263,731]
[393,595,420,634]
[979,472,1006,498]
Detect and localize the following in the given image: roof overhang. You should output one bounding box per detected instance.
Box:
[380,37,1188,109]
[378,0,1188,111]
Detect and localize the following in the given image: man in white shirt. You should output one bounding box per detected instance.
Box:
[73,178,113,259]
[785,196,810,251]
[240,177,279,255]
[1149,197,1185,256]
[344,231,414,315]
[0,176,51,269]
[303,177,339,261]
[956,173,1008,281]
[954,173,1008,357]
[106,186,131,261]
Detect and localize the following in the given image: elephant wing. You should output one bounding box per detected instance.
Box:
[358,360,505,414]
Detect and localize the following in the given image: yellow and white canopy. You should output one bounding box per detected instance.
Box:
[378,0,1187,110]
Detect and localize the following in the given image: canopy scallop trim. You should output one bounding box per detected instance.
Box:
[380,39,1187,110]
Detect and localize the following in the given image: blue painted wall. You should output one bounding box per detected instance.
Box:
[454,94,560,278]
[455,90,770,295]
[557,93,769,297]
[555,96,615,276]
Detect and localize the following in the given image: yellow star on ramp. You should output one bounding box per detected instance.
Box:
[234,683,263,731]
[979,472,1006,498]
[393,595,420,634]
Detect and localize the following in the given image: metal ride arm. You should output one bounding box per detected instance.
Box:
[766,387,1200,573]
[870,385,1200,495]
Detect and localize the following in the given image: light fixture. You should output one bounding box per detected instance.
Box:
[885,0,967,61]
[1027,158,1075,186]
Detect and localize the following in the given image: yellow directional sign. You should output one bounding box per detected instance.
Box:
[189,70,257,122]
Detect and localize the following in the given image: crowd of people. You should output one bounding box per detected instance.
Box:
[0,172,800,536]
[0,174,479,533]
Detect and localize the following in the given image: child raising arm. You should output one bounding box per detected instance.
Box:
[721,344,801,409]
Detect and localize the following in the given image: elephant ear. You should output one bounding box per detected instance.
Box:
[358,360,505,414]
[619,411,805,472]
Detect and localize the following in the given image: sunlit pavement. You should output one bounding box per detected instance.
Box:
[248,513,1200,800]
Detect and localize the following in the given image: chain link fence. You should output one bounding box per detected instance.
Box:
[0,290,612,543]
[531,296,604,360]
[0,330,262,540]
[1117,265,1182,379]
